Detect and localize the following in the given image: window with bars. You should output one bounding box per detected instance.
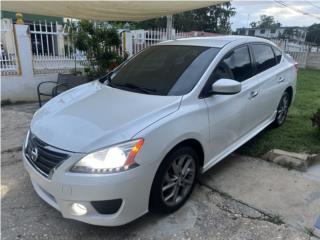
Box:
[29,22,59,56]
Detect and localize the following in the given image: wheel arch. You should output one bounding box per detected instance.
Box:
[285,86,293,106]
[162,138,205,169]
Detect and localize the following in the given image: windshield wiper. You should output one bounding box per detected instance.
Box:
[110,83,156,94]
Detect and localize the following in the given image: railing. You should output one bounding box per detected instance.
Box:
[1,54,19,76]
[131,28,189,55]
[33,55,88,74]
[285,51,307,68]
[1,19,195,76]
[1,19,19,76]
[270,38,320,69]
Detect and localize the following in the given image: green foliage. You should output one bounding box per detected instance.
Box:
[1,99,12,106]
[278,27,305,40]
[250,15,281,29]
[70,20,125,78]
[311,109,320,131]
[306,23,320,45]
[134,2,235,33]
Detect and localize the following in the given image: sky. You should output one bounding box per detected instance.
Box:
[230,0,320,30]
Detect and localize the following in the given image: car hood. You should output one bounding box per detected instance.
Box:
[31,81,182,153]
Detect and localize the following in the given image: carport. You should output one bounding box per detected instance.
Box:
[2,1,224,29]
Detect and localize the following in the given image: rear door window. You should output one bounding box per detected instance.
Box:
[252,44,277,74]
[211,45,253,82]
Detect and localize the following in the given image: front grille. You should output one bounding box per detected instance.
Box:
[25,132,69,177]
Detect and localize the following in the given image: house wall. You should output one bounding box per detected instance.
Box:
[238,27,306,42]
[1,73,58,102]
[1,24,58,102]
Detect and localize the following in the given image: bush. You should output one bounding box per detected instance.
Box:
[1,99,12,106]
[68,20,127,78]
[311,109,320,131]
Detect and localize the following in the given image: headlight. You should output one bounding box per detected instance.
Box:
[70,139,144,174]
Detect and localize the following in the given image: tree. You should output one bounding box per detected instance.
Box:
[306,23,320,45]
[250,15,281,29]
[250,22,257,28]
[71,20,126,78]
[135,2,236,33]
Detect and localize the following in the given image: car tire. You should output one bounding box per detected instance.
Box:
[272,91,290,128]
[149,146,199,214]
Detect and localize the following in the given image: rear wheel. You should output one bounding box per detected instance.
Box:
[272,91,290,127]
[149,146,199,213]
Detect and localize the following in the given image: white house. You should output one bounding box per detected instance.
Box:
[236,26,307,43]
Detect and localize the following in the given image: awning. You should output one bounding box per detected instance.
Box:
[2,1,224,21]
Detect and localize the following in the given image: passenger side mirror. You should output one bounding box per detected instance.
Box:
[211,79,241,95]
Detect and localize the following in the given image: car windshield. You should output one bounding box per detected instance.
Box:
[108,45,220,96]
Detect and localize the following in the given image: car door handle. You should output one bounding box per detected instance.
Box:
[278,77,285,83]
[249,90,259,99]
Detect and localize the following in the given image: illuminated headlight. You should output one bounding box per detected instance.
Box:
[70,139,144,174]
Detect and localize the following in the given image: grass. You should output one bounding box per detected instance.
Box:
[238,68,320,157]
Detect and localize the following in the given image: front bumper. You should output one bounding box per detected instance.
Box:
[22,150,156,226]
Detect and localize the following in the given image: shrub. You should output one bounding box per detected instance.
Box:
[1,99,12,106]
[68,20,127,78]
[311,109,320,131]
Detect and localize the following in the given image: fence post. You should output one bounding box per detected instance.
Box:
[57,24,65,56]
[166,15,173,40]
[125,31,133,57]
[14,24,33,78]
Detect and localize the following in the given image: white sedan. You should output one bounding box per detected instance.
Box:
[23,36,297,226]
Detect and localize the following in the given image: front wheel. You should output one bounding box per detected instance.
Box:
[272,91,290,127]
[149,146,199,214]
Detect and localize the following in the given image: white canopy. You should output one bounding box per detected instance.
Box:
[2,1,224,21]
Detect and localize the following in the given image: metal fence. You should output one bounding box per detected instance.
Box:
[32,55,88,74]
[1,19,19,76]
[1,18,195,76]
[29,20,89,74]
[131,29,189,55]
[270,38,320,68]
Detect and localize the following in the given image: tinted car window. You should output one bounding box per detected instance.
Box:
[252,44,276,73]
[109,45,220,96]
[210,46,253,82]
[273,47,282,64]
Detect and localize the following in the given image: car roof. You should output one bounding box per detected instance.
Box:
[158,35,272,48]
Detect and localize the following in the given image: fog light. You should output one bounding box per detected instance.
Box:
[70,203,87,216]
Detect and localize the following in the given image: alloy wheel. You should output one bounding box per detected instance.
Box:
[277,93,289,125]
[161,154,196,207]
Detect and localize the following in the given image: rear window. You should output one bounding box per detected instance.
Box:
[252,44,277,74]
[109,45,220,96]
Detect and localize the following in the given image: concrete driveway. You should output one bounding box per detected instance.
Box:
[1,103,318,240]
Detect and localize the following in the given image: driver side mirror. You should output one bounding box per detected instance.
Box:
[211,79,241,95]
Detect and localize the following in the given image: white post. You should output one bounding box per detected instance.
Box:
[56,24,65,56]
[166,15,173,40]
[124,31,133,57]
[14,24,33,78]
